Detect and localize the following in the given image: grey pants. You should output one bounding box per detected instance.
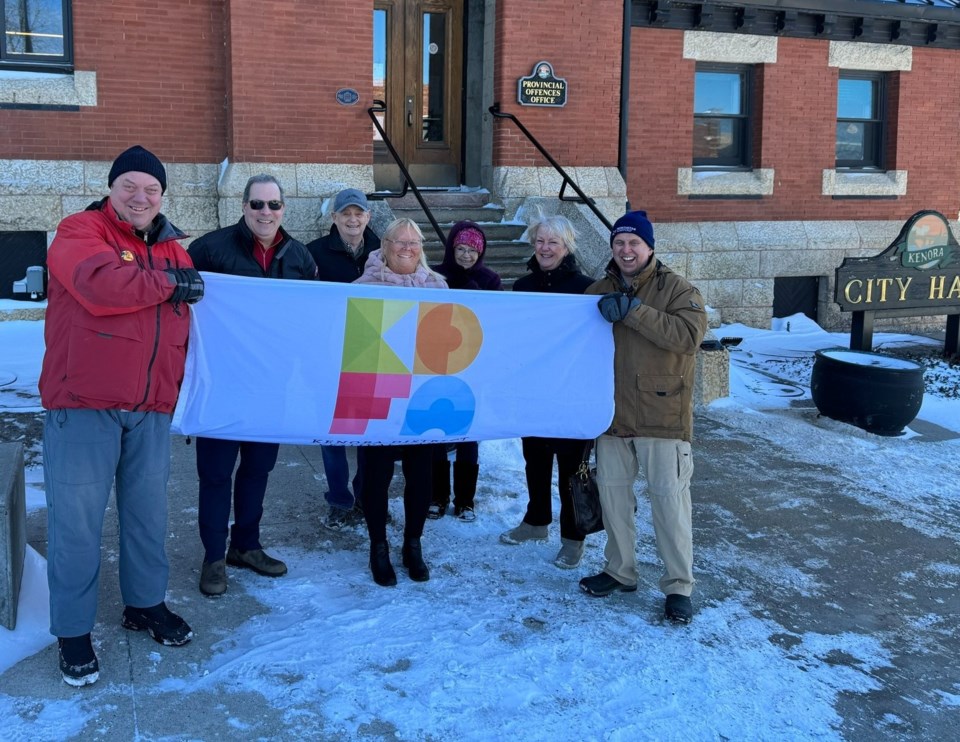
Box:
[44,408,172,637]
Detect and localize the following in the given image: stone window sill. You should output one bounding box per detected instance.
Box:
[0,70,97,106]
[677,168,774,197]
[821,169,906,197]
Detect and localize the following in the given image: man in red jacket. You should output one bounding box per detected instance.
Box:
[39,145,204,687]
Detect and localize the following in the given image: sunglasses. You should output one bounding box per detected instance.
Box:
[247,199,284,211]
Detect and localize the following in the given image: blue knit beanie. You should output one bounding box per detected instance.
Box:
[610,210,654,250]
[108,145,167,193]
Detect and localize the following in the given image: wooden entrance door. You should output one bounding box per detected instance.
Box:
[374,0,464,189]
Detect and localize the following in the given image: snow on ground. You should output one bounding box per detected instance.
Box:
[1,312,958,739]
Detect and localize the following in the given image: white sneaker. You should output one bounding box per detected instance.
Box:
[455,505,477,522]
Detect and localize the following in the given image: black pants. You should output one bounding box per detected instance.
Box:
[360,444,432,543]
[521,436,586,542]
[197,437,279,562]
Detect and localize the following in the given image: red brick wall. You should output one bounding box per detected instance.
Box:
[627,30,960,222]
[493,0,622,168]
[224,0,372,163]
[0,0,375,165]
[896,48,960,216]
[5,3,959,207]
[627,30,693,212]
[0,1,226,163]
[755,38,835,210]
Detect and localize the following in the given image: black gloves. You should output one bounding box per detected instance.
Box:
[598,292,640,323]
[164,268,204,305]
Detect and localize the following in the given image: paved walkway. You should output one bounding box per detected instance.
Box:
[2,402,959,739]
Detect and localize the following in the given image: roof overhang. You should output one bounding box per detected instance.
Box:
[631,1,960,49]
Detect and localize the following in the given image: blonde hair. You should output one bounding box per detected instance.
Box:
[522,213,579,254]
[381,218,445,279]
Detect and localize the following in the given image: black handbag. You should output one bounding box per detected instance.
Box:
[569,440,603,535]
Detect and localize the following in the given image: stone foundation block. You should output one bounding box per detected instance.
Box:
[695,331,730,408]
[0,442,27,630]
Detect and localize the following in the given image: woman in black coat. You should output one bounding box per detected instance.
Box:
[501,214,593,570]
[428,221,502,522]
[354,218,449,587]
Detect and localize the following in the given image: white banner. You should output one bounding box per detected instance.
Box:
[172,272,614,445]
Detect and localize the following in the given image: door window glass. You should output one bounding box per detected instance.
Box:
[421,12,446,142]
[373,8,387,143]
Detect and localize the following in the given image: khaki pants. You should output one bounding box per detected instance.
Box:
[596,435,694,596]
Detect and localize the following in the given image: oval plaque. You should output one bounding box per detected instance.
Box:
[336,88,360,106]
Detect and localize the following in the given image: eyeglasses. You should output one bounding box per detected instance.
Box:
[247,199,284,211]
[534,237,564,248]
[386,239,422,248]
[454,246,480,255]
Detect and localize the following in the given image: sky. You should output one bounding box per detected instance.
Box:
[1,306,959,739]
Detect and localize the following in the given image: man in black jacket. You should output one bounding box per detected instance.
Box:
[188,174,317,596]
[306,188,381,530]
[306,188,380,281]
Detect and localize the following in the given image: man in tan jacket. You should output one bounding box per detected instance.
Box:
[582,210,707,624]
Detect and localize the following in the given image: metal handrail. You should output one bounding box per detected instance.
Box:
[488,103,613,232]
[366,101,446,245]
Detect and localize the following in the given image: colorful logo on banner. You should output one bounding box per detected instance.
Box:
[330,298,483,435]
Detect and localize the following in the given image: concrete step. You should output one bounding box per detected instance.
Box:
[376,188,531,286]
[418,223,528,244]
[424,240,530,261]
[373,189,493,210]
[392,205,507,225]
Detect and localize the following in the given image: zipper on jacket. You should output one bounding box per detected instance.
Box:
[134,243,162,411]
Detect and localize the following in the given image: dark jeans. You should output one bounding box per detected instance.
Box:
[320,445,363,510]
[521,436,587,542]
[197,437,279,562]
[431,442,480,508]
[432,441,479,465]
[360,444,432,544]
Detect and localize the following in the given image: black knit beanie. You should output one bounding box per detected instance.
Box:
[108,145,167,193]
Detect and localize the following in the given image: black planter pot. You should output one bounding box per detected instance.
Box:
[810,349,925,436]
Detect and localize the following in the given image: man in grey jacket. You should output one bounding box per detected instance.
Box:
[582,210,707,624]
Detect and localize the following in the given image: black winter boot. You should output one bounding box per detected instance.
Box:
[369,541,397,587]
[401,536,430,582]
[429,458,451,519]
[58,633,99,687]
[121,602,193,646]
[453,461,479,512]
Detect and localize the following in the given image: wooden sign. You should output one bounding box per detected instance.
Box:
[833,210,960,354]
[835,210,959,312]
